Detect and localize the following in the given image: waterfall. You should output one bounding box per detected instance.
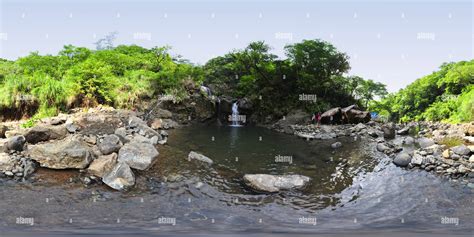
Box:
[230,102,242,127]
[200,85,212,97]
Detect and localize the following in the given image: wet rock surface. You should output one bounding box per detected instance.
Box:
[188,151,213,164]
[243,174,311,193]
[102,162,135,190]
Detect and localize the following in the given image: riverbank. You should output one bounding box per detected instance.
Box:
[267,119,474,186]
[0,106,177,190]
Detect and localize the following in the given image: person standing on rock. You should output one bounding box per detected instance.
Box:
[316,112,322,127]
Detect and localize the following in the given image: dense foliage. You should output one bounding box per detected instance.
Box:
[0,44,203,121]
[0,39,387,122]
[370,60,474,123]
[203,40,387,118]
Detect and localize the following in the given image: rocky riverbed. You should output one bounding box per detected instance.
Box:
[269,118,474,186]
[0,106,176,191]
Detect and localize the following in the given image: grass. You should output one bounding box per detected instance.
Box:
[438,137,464,148]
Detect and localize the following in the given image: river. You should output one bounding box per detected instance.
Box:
[0,125,472,236]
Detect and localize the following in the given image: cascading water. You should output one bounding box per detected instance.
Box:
[230,102,242,127]
[200,85,212,97]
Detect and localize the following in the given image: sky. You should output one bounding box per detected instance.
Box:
[0,0,472,92]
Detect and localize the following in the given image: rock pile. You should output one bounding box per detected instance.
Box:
[0,106,175,190]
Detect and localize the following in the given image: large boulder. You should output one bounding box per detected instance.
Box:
[102,162,135,190]
[6,135,26,151]
[382,123,396,139]
[451,144,471,156]
[118,141,159,170]
[27,137,93,169]
[243,174,310,193]
[417,137,435,149]
[87,153,118,177]
[342,105,371,123]
[320,107,342,124]
[393,152,412,167]
[188,151,213,164]
[72,111,125,135]
[24,125,67,144]
[98,134,123,155]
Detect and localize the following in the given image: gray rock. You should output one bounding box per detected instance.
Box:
[84,135,97,145]
[457,165,469,174]
[27,137,93,169]
[353,123,366,132]
[24,125,67,144]
[382,123,396,139]
[451,154,461,160]
[393,152,412,167]
[243,174,310,193]
[114,127,128,139]
[417,137,435,149]
[98,134,123,155]
[331,142,342,149]
[87,153,118,177]
[155,108,173,119]
[118,141,159,170]
[150,136,159,145]
[451,145,471,156]
[6,135,26,151]
[102,162,135,190]
[188,151,213,164]
[161,119,179,130]
[403,137,415,145]
[22,159,36,178]
[0,153,15,172]
[129,116,163,139]
[66,123,79,133]
[411,153,424,166]
[397,126,410,135]
[376,143,390,152]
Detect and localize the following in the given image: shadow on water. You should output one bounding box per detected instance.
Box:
[0,124,472,236]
